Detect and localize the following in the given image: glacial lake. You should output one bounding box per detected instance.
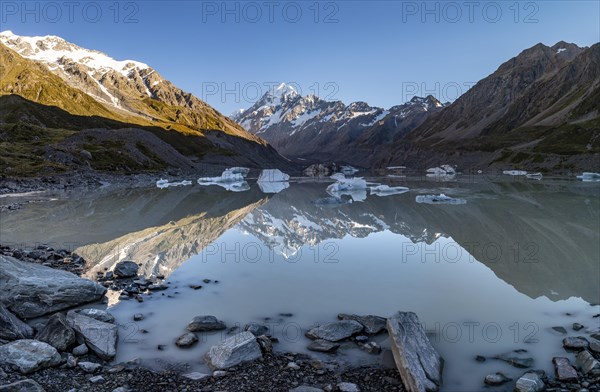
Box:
[1,175,599,391]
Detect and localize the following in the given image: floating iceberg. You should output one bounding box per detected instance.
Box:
[415,193,466,205]
[576,172,600,182]
[370,185,410,196]
[156,179,192,189]
[257,169,290,194]
[340,165,359,175]
[426,165,456,175]
[503,170,528,176]
[526,172,543,180]
[326,174,370,201]
[222,167,250,177]
[257,169,290,182]
[197,168,250,192]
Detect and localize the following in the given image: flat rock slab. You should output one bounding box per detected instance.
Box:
[515,372,544,392]
[0,303,33,341]
[0,339,61,374]
[75,309,115,324]
[0,255,106,318]
[552,357,578,381]
[205,331,262,370]
[67,310,117,360]
[387,311,443,392]
[338,314,386,334]
[306,320,363,342]
[307,339,340,353]
[35,313,76,351]
[0,379,46,391]
[563,336,589,350]
[494,352,534,368]
[187,315,226,332]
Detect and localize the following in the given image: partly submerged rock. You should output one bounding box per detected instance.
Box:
[563,336,589,350]
[175,332,198,348]
[0,256,106,318]
[307,339,340,353]
[484,372,511,386]
[387,311,443,392]
[205,331,262,370]
[0,339,61,374]
[515,371,544,392]
[306,320,363,342]
[494,352,534,368]
[0,303,33,341]
[187,315,226,332]
[35,313,76,352]
[337,314,386,335]
[66,311,117,360]
[244,322,268,337]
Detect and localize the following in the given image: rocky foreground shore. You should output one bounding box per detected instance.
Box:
[1,247,600,392]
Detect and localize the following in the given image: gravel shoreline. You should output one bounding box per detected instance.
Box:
[0,353,405,392]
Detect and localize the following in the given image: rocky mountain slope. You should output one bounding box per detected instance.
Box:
[232,83,445,165]
[381,41,600,171]
[0,32,291,176]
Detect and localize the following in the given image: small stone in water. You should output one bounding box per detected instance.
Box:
[133,313,144,321]
[552,326,567,334]
[572,323,584,331]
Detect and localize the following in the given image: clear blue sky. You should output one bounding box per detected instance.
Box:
[2,1,599,114]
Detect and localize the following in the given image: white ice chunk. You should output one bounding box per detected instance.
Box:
[197,168,251,192]
[415,193,466,205]
[525,172,543,180]
[257,169,290,183]
[576,172,600,182]
[370,185,409,196]
[222,167,250,177]
[156,179,192,189]
[503,170,528,176]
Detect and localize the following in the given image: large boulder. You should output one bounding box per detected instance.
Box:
[576,350,600,376]
[0,303,33,341]
[0,256,106,319]
[387,312,443,392]
[205,331,262,370]
[66,310,117,360]
[35,313,76,352]
[306,320,363,342]
[113,261,139,278]
[187,315,226,332]
[0,339,61,374]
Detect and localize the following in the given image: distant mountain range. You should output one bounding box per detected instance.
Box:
[232,83,447,164]
[232,41,599,172]
[0,31,290,176]
[1,31,597,176]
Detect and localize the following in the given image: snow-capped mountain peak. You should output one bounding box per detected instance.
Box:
[0,30,149,77]
[261,82,299,107]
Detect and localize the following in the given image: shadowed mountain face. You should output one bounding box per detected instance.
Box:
[3,180,596,304]
[0,37,292,175]
[381,42,600,171]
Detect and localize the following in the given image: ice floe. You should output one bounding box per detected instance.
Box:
[503,170,528,176]
[415,193,466,205]
[156,179,192,189]
[576,172,600,182]
[326,174,369,202]
[525,172,543,180]
[257,169,290,194]
[197,167,250,192]
[369,185,410,196]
